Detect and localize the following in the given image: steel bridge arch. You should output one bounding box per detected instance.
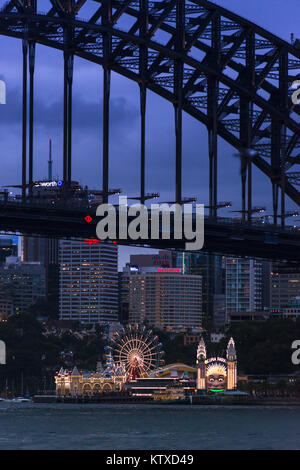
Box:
[1,0,300,221]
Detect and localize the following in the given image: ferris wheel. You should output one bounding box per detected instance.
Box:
[108,324,165,378]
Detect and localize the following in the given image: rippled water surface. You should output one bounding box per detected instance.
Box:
[0,402,299,449]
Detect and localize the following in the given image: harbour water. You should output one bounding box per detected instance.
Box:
[0,402,299,450]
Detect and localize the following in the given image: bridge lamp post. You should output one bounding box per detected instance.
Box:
[278,210,299,222]
[205,201,232,216]
[230,206,266,221]
[128,192,160,203]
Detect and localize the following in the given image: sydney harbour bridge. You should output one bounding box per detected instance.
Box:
[1,0,300,260]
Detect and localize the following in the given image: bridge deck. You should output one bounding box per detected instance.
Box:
[0,201,299,261]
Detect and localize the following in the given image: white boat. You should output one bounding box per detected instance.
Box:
[11,397,31,403]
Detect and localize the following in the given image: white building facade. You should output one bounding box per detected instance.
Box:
[59,240,118,323]
[225,258,262,314]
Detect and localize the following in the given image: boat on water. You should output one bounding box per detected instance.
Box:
[11,397,32,403]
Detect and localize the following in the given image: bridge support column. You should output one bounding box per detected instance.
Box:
[140,84,147,205]
[207,15,220,218]
[240,32,255,222]
[240,152,247,223]
[62,2,75,195]
[207,78,218,218]
[281,134,286,228]
[246,33,255,223]
[22,39,28,202]
[63,53,68,188]
[139,0,148,205]
[280,123,287,227]
[279,52,289,227]
[102,0,112,204]
[28,41,35,199]
[174,0,185,204]
[63,52,73,192]
[102,67,111,204]
[240,98,252,223]
[271,118,282,226]
[248,159,252,222]
[67,55,73,186]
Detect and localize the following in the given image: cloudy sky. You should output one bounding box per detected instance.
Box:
[0,0,299,268]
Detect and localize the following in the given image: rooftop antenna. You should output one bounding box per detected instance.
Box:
[291,33,294,45]
[48,138,53,181]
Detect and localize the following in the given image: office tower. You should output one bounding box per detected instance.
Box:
[173,252,224,321]
[129,269,202,330]
[173,252,192,274]
[59,240,118,323]
[21,236,59,308]
[0,257,46,316]
[190,253,224,317]
[118,270,130,324]
[225,258,263,313]
[262,261,271,308]
[270,261,300,307]
[213,294,226,330]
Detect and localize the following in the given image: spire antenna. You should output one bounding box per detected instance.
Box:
[48,138,53,181]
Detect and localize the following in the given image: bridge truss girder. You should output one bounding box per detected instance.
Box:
[0,0,300,224]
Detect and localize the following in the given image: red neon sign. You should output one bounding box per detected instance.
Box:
[84,238,100,245]
[157,268,180,273]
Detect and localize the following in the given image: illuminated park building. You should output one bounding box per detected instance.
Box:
[196,337,237,392]
[55,365,126,396]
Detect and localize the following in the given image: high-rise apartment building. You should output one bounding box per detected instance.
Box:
[0,257,46,316]
[129,269,203,330]
[59,240,118,323]
[270,261,300,307]
[190,253,224,317]
[225,258,263,313]
[118,270,130,324]
[21,236,59,308]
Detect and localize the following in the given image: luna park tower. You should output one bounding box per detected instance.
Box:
[196,336,237,391]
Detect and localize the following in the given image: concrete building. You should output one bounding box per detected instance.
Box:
[21,236,59,309]
[0,257,46,316]
[59,240,118,323]
[270,261,300,308]
[0,296,13,320]
[225,258,263,314]
[129,268,203,330]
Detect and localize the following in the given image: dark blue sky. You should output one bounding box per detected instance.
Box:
[0,0,299,268]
